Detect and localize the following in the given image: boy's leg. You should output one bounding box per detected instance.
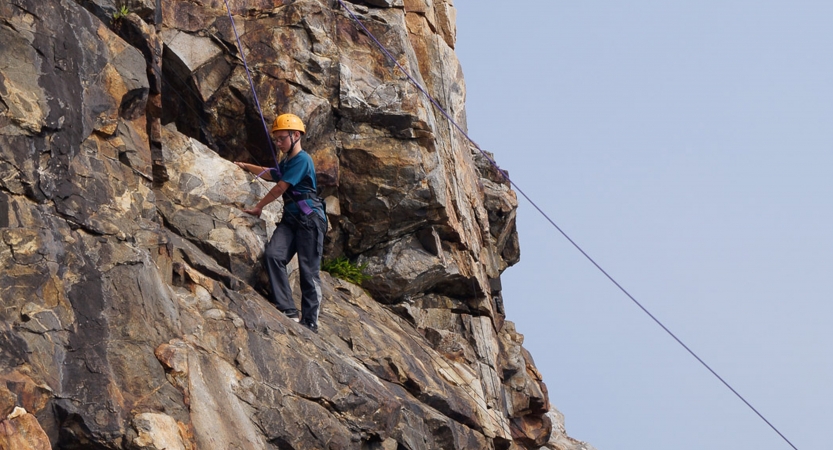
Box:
[296,213,325,329]
[264,218,298,316]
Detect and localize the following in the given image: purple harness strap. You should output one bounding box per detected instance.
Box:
[292,191,314,216]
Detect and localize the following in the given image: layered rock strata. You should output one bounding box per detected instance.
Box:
[0,0,592,448]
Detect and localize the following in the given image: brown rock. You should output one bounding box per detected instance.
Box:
[0,410,51,450]
[511,411,553,448]
[0,371,51,421]
[0,388,13,419]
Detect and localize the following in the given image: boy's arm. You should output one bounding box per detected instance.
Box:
[243,180,291,217]
[234,162,274,181]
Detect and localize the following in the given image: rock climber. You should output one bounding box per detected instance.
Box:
[235,113,326,333]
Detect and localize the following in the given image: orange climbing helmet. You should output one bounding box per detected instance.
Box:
[271,113,306,134]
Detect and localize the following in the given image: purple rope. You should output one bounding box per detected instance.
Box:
[334,2,799,449]
[221,0,281,174]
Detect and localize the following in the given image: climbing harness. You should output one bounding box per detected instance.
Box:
[332,2,799,449]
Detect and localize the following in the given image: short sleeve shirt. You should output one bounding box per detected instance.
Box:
[269,150,324,218]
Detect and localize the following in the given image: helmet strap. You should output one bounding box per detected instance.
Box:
[289,132,299,154]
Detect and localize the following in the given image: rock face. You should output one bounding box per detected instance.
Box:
[0,0,591,449]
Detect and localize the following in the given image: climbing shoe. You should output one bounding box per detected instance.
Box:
[301,321,319,334]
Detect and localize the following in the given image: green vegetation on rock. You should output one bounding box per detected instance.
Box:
[321,256,371,285]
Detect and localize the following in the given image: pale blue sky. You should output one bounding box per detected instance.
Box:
[455,2,832,449]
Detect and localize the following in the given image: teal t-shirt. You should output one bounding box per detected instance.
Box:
[269,150,324,219]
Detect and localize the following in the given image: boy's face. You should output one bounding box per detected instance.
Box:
[272,131,294,153]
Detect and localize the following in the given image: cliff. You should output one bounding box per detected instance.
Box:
[0,0,592,449]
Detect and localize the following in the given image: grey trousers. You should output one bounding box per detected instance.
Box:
[264,212,325,326]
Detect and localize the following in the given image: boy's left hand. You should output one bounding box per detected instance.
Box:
[242,206,263,217]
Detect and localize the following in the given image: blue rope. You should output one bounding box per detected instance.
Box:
[221,0,281,176]
[333,1,799,449]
